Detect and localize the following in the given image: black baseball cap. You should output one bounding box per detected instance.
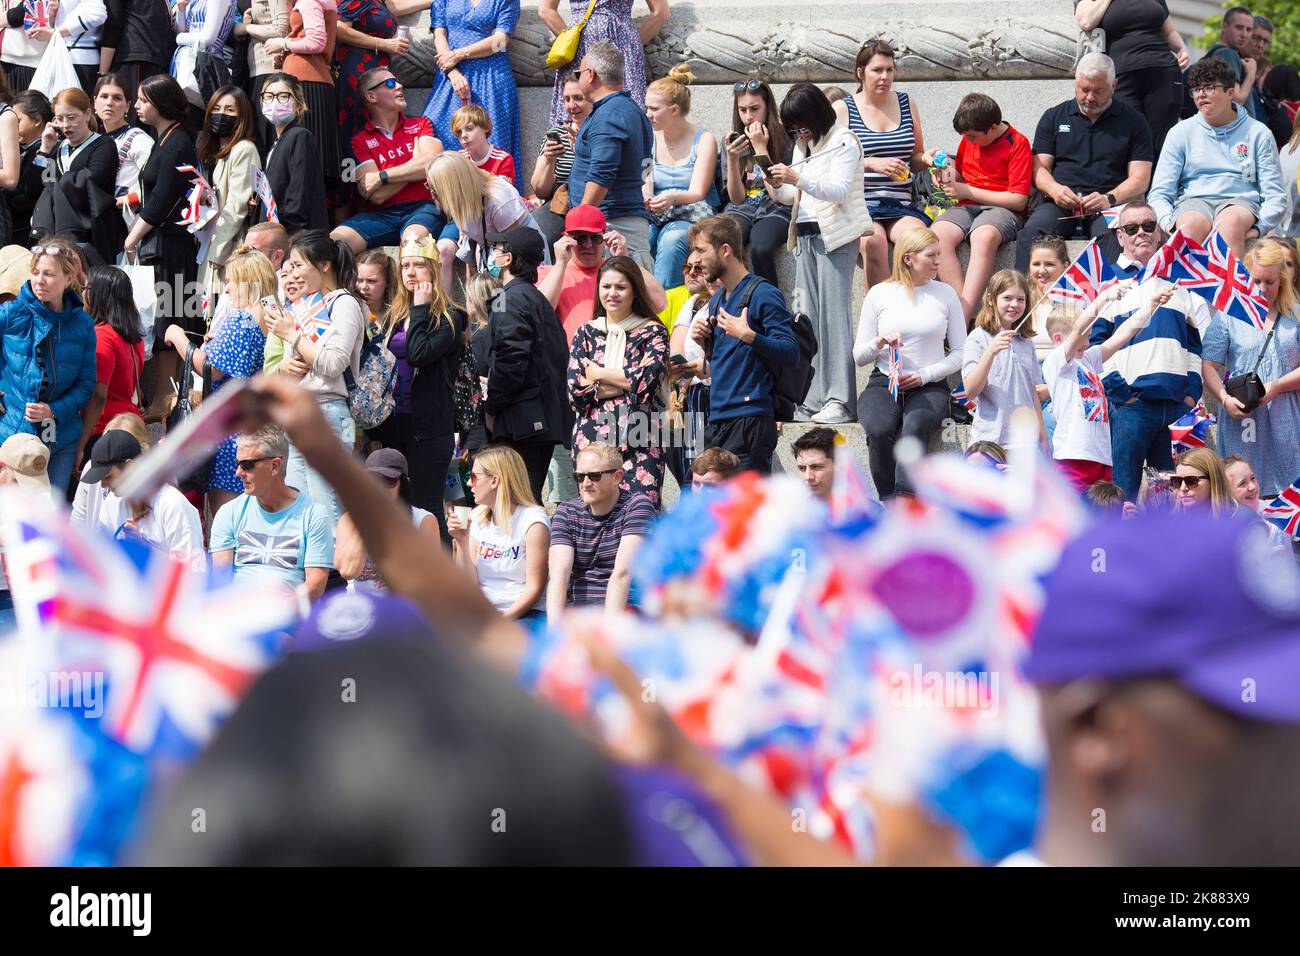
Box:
[82,430,143,484]
[485,226,546,271]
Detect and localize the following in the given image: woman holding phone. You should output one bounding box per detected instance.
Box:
[720,79,791,287]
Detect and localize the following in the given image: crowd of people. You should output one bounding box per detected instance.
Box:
[0,1,1297,625]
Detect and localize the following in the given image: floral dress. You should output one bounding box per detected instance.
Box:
[421,0,523,192]
[335,0,396,166]
[568,318,669,507]
[205,308,269,493]
[548,0,646,126]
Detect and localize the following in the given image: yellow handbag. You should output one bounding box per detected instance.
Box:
[546,0,600,70]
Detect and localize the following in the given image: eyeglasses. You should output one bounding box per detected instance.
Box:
[785,126,812,138]
[1190,85,1230,95]
[571,66,589,82]
[235,457,271,472]
[683,263,706,275]
[260,92,294,104]
[566,232,602,246]
[30,246,71,258]
[365,77,399,93]
[733,79,764,93]
[468,471,491,483]
[1167,475,1208,490]
[574,468,620,484]
[1119,220,1159,236]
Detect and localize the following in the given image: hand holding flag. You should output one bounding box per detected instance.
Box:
[1263,478,1300,537]
[1046,239,1119,307]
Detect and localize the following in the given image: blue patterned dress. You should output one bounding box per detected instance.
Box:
[206,309,269,493]
[421,0,523,192]
[548,0,646,127]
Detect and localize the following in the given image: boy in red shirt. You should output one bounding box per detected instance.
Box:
[931,93,1033,320]
[452,104,516,185]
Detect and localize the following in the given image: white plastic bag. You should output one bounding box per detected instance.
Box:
[173,46,202,108]
[29,31,81,100]
[116,256,158,361]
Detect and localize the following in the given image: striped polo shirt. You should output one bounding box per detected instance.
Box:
[550,489,656,608]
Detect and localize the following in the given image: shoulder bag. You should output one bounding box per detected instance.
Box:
[1224,324,1276,414]
[546,0,599,70]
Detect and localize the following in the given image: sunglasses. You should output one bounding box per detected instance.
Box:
[785,126,812,138]
[30,245,71,258]
[236,456,271,472]
[366,77,399,93]
[566,232,602,246]
[1167,475,1207,490]
[683,263,706,275]
[574,468,620,484]
[733,79,764,93]
[1119,220,1159,236]
[468,470,491,483]
[571,67,589,82]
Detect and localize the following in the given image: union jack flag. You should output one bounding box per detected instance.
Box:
[1169,403,1215,458]
[1188,229,1270,330]
[235,531,302,570]
[829,439,881,534]
[1262,479,1300,537]
[886,346,901,401]
[0,491,295,758]
[1075,363,1108,423]
[951,385,976,413]
[1100,204,1127,229]
[293,292,335,344]
[1046,239,1119,307]
[22,0,49,30]
[1140,228,1213,285]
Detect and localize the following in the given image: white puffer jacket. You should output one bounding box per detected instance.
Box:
[1,0,107,68]
[773,124,874,254]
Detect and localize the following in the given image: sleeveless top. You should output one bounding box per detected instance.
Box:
[652,127,706,194]
[844,91,916,203]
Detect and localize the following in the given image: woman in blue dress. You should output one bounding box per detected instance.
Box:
[1202,239,1300,501]
[163,248,274,517]
[422,0,523,193]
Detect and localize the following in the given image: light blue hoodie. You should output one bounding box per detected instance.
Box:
[1149,103,1287,235]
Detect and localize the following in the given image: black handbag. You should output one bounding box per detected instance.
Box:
[165,342,215,493]
[1224,326,1276,414]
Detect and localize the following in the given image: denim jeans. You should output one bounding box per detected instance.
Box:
[0,589,14,636]
[607,215,652,270]
[1109,397,1184,502]
[47,442,77,501]
[287,398,354,524]
[649,219,692,291]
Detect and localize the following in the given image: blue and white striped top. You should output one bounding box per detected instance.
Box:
[844,91,917,204]
[170,0,238,77]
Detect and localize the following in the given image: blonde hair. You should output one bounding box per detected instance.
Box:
[889,228,940,296]
[105,412,150,451]
[647,64,696,114]
[464,272,502,332]
[1250,237,1300,313]
[451,103,492,136]
[1245,240,1299,318]
[1176,447,1235,517]
[223,248,279,310]
[425,153,495,232]
[30,237,83,282]
[386,254,453,337]
[974,269,1036,338]
[1045,303,1081,340]
[470,445,539,533]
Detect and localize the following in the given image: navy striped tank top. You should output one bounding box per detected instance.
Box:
[844,91,916,203]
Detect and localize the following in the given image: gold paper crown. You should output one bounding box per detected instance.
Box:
[399,235,438,261]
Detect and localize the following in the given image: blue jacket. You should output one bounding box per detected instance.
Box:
[707,275,799,422]
[568,90,653,221]
[0,282,97,451]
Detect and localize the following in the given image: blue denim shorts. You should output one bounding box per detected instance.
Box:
[868,198,932,226]
[341,201,458,247]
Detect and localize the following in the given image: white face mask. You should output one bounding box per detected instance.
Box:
[262,101,296,126]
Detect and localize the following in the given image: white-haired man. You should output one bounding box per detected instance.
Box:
[1014,53,1154,271]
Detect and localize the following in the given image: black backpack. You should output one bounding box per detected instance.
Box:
[708,274,818,420]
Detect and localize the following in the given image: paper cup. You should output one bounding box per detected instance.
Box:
[454,505,473,525]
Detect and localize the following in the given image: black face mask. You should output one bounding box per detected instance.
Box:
[208,113,238,138]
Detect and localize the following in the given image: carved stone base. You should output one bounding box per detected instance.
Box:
[392,0,1078,88]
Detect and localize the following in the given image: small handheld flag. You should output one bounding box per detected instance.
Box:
[886,345,901,401]
[1262,479,1300,537]
[1196,229,1270,330]
[1046,239,1119,307]
[251,164,278,223]
[1169,403,1215,458]
[22,0,50,30]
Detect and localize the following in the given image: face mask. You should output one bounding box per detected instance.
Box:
[209,113,238,138]
[486,262,504,279]
[262,101,296,126]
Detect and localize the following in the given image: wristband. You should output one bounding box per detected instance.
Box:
[1106,192,1117,208]
[378,169,390,186]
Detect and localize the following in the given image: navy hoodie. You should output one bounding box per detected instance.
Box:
[706,276,799,422]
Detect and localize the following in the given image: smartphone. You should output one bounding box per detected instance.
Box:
[726,130,753,157]
[545,130,563,144]
[670,353,688,365]
[259,294,286,321]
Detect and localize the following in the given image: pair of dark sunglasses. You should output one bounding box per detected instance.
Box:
[733,79,764,93]
[365,77,399,93]
[1167,475,1207,490]
[1119,220,1159,236]
[236,456,271,472]
[566,232,602,246]
[574,468,620,484]
[683,263,706,275]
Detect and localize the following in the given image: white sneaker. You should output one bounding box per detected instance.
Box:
[792,406,814,422]
[811,401,854,424]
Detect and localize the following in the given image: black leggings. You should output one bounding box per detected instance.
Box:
[858,370,950,498]
[1115,64,1184,160]
[725,207,790,287]
[374,413,454,542]
[506,438,557,504]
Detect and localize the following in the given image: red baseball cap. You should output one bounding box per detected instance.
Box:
[564,205,606,234]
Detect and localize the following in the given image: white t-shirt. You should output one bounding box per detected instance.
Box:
[1043,344,1113,466]
[97,485,206,572]
[962,328,1043,449]
[472,505,550,614]
[676,297,711,386]
[71,461,109,532]
[853,280,968,385]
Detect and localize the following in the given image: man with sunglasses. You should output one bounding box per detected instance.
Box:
[331,68,448,257]
[547,442,655,620]
[537,205,666,344]
[567,42,655,270]
[210,424,335,604]
[1087,201,1212,502]
[1149,56,1286,258]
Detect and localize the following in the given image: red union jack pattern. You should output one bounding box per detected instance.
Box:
[1046,239,1119,307]
[886,346,901,401]
[1262,480,1300,537]
[1197,229,1271,329]
[22,0,49,29]
[1075,364,1108,423]
[292,292,335,344]
[1140,228,1213,285]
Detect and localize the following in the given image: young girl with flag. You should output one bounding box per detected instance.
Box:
[961,270,1044,454]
